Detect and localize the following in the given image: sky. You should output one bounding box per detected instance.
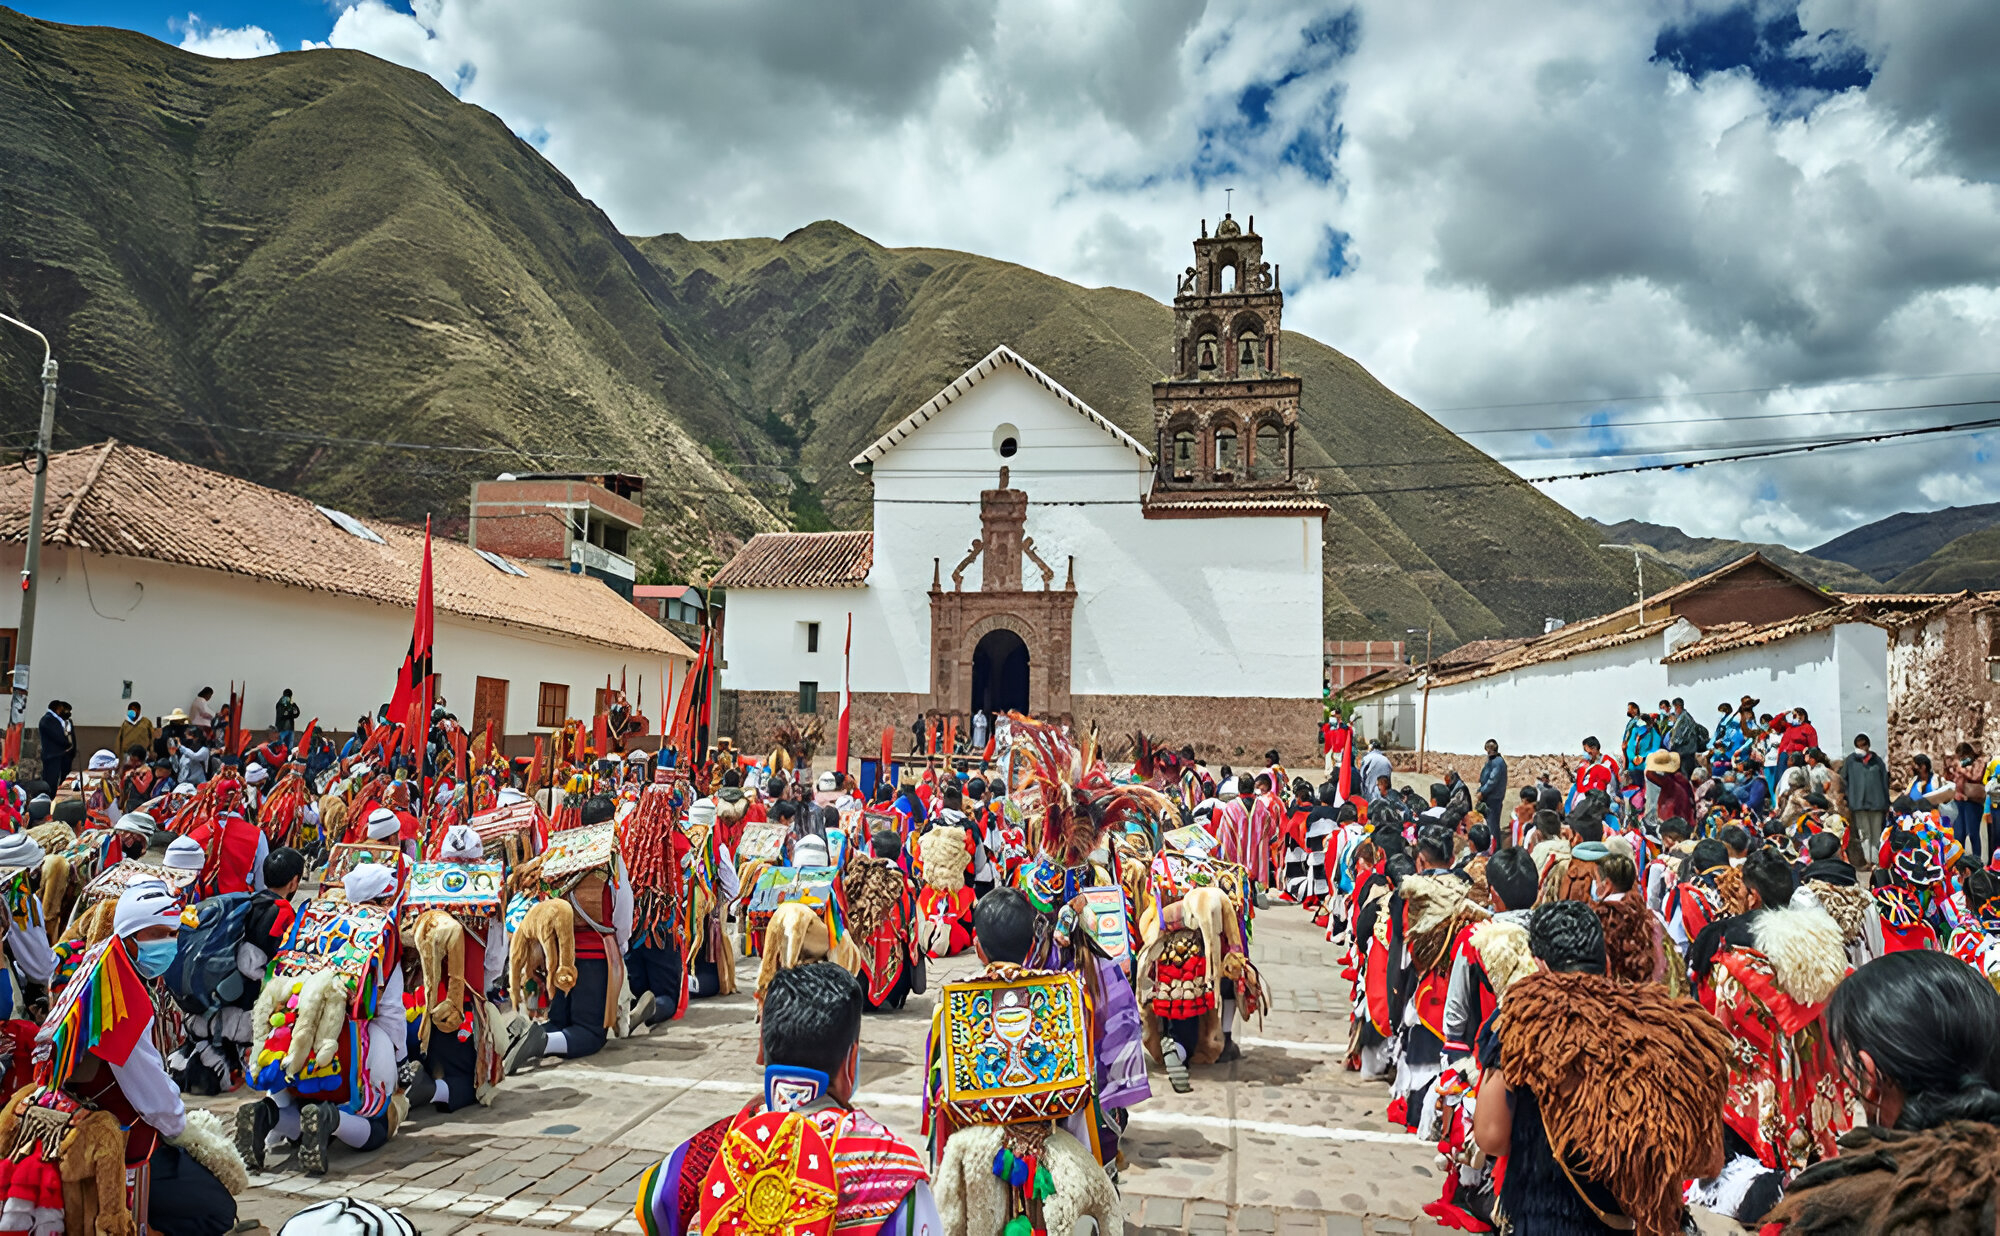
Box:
[19,0,2000,552]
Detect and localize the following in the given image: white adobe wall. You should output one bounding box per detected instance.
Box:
[716,588,895,696]
[0,546,687,737]
[1418,632,1675,756]
[1663,623,1886,751]
[859,363,1323,700]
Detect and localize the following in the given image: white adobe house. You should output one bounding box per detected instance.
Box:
[714,216,1328,758]
[0,442,693,761]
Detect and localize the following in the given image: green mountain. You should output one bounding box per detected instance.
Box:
[1811,501,2000,583]
[0,7,1636,644]
[1583,517,1876,593]
[1886,528,2000,593]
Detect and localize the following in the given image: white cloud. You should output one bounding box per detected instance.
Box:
[175,14,281,58]
[311,0,2000,548]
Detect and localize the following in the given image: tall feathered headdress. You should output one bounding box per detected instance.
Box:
[1004,714,1113,868]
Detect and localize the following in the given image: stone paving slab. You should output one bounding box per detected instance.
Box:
[215,910,1445,1234]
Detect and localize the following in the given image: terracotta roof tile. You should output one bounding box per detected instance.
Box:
[1661,604,1879,663]
[1432,636,1531,668]
[0,442,691,659]
[710,531,874,589]
[1429,617,1681,687]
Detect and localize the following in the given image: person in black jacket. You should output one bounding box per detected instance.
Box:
[36,700,73,786]
[1840,733,1892,862]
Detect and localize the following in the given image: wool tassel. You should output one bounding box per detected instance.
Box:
[1001,1215,1030,1236]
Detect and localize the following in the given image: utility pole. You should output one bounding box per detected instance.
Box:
[1407,624,1433,774]
[0,314,55,768]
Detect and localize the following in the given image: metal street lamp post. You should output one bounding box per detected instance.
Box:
[0,313,56,770]
[1598,543,1650,623]
[1407,625,1433,774]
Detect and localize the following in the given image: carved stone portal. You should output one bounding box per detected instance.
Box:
[929,475,1075,718]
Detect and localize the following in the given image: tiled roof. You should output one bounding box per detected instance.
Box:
[1429,617,1681,687]
[850,345,1152,469]
[1662,603,1880,663]
[710,531,874,590]
[0,442,692,658]
[1141,491,1329,518]
[1432,636,1532,668]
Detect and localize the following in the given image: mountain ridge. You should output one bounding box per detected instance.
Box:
[1810,501,2000,583]
[0,7,1636,646]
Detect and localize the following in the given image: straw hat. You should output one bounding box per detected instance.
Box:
[1644,750,1681,774]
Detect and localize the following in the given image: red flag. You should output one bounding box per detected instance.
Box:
[835,612,853,777]
[386,518,437,769]
[880,727,893,778]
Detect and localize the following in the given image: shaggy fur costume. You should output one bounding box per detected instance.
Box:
[38,854,71,943]
[57,900,115,954]
[1715,866,1749,918]
[509,898,578,1011]
[1800,881,1871,947]
[1499,971,1731,1236]
[249,967,348,1078]
[413,911,468,1044]
[1400,873,1486,975]
[1594,895,1659,984]
[755,901,861,995]
[1466,920,1532,997]
[917,827,969,892]
[0,1084,132,1236]
[842,857,907,943]
[1751,905,1848,1006]
[166,1108,249,1195]
[317,795,347,843]
[1762,1121,2000,1235]
[1136,885,1236,1066]
[932,1123,1120,1236]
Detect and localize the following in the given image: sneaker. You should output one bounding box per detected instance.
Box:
[1162,1043,1191,1095]
[503,1020,548,1075]
[404,1069,437,1109]
[233,1098,275,1172]
[630,991,657,1029]
[1217,1035,1241,1064]
[296,1103,334,1177]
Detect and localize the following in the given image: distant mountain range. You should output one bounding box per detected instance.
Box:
[1582,518,1879,593]
[1810,501,2000,586]
[1586,501,2000,598]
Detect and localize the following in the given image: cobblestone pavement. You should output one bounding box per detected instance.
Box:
[213,907,1452,1236]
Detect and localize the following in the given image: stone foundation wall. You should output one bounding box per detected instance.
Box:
[1070,694,1322,764]
[723,689,931,760]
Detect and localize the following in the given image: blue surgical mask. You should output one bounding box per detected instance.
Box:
[133,939,178,979]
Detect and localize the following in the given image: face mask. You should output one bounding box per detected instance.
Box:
[127,708,139,720]
[132,939,178,979]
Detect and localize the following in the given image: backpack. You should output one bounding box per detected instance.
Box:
[1691,721,1711,751]
[165,890,256,1014]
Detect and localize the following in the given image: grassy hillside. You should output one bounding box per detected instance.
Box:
[0,7,773,577]
[1886,528,2000,593]
[1811,501,2000,583]
[0,8,1636,643]
[1584,517,1877,593]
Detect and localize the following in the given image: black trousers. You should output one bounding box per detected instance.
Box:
[544,956,609,1059]
[424,1026,480,1112]
[148,1142,236,1236]
[625,941,683,1022]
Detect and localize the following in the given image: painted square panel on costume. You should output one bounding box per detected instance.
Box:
[1161,825,1215,857]
[1080,886,1130,963]
[540,822,616,891]
[80,859,194,908]
[321,842,402,891]
[937,971,1091,1124]
[276,897,394,978]
[736,824,786,866]
[406,860,503,915]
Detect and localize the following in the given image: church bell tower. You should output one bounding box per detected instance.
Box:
[1151,213,1307,493]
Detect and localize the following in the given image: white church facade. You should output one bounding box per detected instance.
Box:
[712,217,1328,759]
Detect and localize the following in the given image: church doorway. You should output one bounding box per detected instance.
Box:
[970,628,1030,716]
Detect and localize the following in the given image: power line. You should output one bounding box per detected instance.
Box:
[1452,396,2000,436]
[1428,369,2000,414]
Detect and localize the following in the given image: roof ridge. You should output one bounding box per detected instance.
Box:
[51,438,118,546]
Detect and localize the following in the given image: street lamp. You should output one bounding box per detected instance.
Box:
[1599,543,1651,623]
[0,313,56,766]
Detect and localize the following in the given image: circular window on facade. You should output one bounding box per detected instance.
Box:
[993,423,1020,457]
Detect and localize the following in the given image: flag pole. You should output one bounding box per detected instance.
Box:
[835,612,853,780]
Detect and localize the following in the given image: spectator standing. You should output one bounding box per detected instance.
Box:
[1358,740,1393,803]
[189,686,218,730]
[1476,738,1508,831]
[117,702,155,763]
[37,699,74,785]
[1952,743,1987,861]
[274,689,300,744]
[1665,697,1703,773]
[1621,701,1661,770]
[171,728,211,787]
[1841,734,1890,861]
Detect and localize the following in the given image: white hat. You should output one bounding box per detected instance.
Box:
[817,771,839,793]
[687,799,716,828]
[366,807,400,841]
[172,782,197,797]
[0,834,44,871]
[277,1199,417,1236]
[244,764,270,785]
[343,863,395,904]
[627,749,649,763]
[163,835,205,871]
[792,835,830,869]
[1218,777,1240,799]
[87,750,118,772]
[113,880,183,938]
[440,824,483,861]
[115,812,156,839]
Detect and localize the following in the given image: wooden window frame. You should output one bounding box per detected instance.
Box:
[537,682,569,729]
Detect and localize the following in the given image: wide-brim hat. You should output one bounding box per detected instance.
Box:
[163,709,190,723]
[1644,750,1680,774]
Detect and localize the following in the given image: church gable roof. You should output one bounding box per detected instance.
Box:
[848,345,1153,471]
